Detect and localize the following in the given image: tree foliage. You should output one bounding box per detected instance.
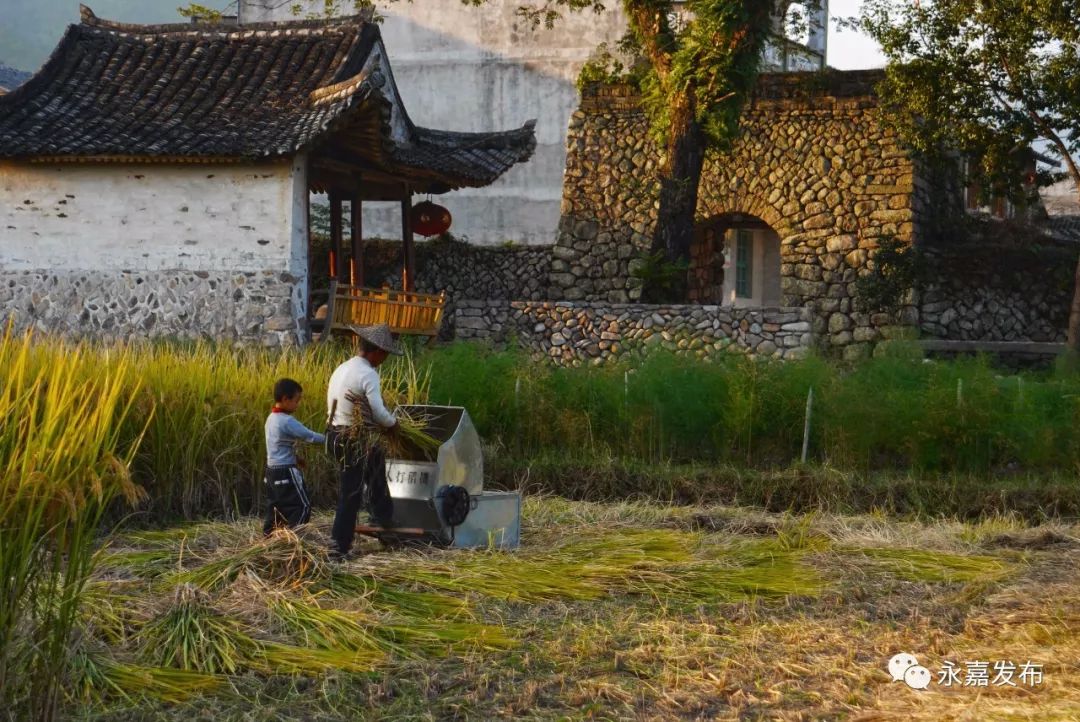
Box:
[853,236,924,316]
[850,0,1080,203]
[177,3,224,21]
[850,0,1080,349]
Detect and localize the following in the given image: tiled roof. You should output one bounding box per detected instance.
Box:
[0,5,535,190]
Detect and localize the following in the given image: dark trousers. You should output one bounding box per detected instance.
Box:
[263,465,311,535]
[327,428,393,554]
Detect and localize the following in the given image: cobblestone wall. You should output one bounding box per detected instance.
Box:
[0,269,302,346]
[455,300,813,365]
[919,245,1075,343]
[553,71,931,360]
[357,237,550,301]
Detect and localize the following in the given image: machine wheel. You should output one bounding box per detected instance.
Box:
[438,485,470,527]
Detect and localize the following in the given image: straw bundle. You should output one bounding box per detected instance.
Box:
[139,584,257,675]
[343,390,441,460]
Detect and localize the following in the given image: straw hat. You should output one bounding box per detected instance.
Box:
[348,323,402,355]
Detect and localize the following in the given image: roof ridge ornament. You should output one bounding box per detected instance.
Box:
[309,65,385,107]
[77,4,375,34]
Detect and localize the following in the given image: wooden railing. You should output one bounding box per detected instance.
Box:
[314,281,446,341]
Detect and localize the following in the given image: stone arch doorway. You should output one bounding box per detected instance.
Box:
[689,213,782,307]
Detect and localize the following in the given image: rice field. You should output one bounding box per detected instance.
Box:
[4,329,1080,720]
[57,498,1079,721]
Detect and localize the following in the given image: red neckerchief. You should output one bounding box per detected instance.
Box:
[271,405,289,414]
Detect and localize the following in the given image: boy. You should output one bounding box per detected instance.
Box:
[264,378,325,534]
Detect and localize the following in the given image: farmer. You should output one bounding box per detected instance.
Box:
[325,323,400,559]
[263,378,325,534]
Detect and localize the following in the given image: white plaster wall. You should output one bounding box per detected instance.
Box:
[722,229,783,307]
[241,0,628,246]
[288,154,311,332]
[0,161,298,272]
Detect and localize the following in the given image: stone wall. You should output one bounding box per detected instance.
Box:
[2,158,310,346]
[454,300,813,365]
[332,236,553,338]
[0,269,301,347]
[919,245,1075,343]
[357,237,551,302]
[552,72,930,360]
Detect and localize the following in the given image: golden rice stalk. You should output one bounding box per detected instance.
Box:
[841,546,1012,584]
[173,527,331,592]
[378,341,432,409]
[69,648,223,704]
[381,531,823,605]
[343,392,441,460]
[138,584,259,675]
[251,643,382,675]
[376,619,517,655]
[78,581,143,646]
[99,548,178,578]
[266,594,388,655]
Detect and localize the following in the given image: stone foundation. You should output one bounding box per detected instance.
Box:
[455,300,813,365]
[0,269,303,346]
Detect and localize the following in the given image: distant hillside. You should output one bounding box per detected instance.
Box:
[0,63,31,90]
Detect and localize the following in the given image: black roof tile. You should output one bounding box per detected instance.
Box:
[0,5,535,190]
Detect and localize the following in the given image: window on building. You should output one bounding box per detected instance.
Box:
[735,230,753,298]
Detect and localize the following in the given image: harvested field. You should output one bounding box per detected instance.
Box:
[70,497,1079,720]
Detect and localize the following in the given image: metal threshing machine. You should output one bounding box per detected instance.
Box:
[356,405,521,549]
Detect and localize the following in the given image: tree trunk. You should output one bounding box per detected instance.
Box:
[647,90,707,302]
[1069,254,1080,353]
[1066,177,1080,355]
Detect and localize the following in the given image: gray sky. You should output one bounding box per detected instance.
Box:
[1,0,887,73]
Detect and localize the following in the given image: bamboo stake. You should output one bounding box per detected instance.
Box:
[801,386,814,464]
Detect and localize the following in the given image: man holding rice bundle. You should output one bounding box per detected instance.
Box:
[325,324,400,560]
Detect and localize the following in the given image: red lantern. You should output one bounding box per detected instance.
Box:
[410,200,452,237]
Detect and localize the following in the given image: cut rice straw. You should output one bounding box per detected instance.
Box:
[343,391,441,460]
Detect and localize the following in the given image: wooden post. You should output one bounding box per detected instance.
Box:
[329,190,343,281]
[401,187,415,292]
[351,193,364,288]
[304,167,312,342]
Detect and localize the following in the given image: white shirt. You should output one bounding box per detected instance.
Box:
[326,355,397,428]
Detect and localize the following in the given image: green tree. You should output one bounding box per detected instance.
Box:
[851,0,1080,350]
[177,3,224,21]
